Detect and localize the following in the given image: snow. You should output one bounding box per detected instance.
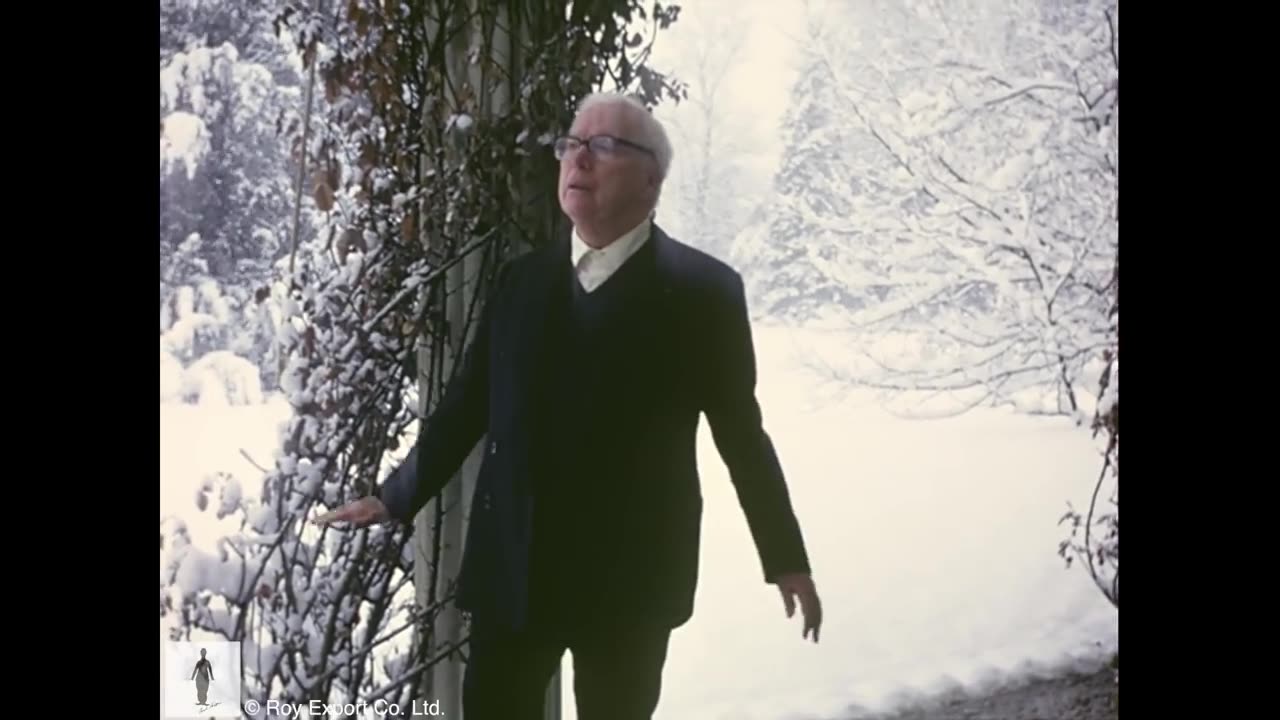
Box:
[987,151,1033,190]
[160,394,292,554]
[161,350,184,403]
[182,351,265,406]
[447,113,474,132]
[160,111,209,179]
[217,476,243,519]
[160,325,1116,719]
[197,280,233,324]
[160,312,218,355]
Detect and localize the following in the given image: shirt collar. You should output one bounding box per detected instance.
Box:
[571,215,653,267]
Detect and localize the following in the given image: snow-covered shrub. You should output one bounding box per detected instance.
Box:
[161,275,235,363]
[181,350,264,406]
[195,471,245,520]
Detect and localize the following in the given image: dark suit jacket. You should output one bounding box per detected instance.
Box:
[379,224,811,632]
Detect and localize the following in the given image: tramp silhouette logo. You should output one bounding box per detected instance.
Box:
[163,640,241,718]
[190,648,216,706]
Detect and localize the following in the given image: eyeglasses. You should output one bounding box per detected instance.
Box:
[553,134,655,161]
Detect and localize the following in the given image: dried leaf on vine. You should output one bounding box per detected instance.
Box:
[315,181,335,212]
[358,141,378,172]
[401,213,416,245]
[337,228,364,262]
[325,71,342,104]
[327,161,342,194]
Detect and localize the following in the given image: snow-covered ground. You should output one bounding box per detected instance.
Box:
[580,324,1118,720]
[159,324,1118,719]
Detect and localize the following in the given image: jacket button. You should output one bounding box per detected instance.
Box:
[490,441,499,456]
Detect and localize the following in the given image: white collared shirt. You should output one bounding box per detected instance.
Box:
[571,217,652,293]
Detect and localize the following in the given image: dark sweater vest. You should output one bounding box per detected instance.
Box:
[526,235,658,625]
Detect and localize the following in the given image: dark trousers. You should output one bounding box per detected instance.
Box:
[462,614,672,720]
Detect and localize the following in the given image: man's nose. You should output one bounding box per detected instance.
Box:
[573,146,593,169]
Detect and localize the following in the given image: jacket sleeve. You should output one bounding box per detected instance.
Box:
[378,262,508,524]
[702,270,812,583]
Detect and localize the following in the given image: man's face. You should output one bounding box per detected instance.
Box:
[557,103,658,232]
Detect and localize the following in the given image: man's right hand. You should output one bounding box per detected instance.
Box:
[313,496,390,529]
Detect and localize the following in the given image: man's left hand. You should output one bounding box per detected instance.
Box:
[774,572,823,643]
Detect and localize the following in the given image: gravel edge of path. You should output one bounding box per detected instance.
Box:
[846,654,1119,720]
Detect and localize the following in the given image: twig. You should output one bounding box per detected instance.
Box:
[360,221,508,337]
[1084,444,1115,606]
[360,634,472,703]
[240,449,270,474]
[1106,8,1118,71]
[980,82,1075,108]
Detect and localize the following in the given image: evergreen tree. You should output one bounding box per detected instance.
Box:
[160,0,306,388]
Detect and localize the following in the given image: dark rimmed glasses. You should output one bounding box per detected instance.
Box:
[553,134,655,161]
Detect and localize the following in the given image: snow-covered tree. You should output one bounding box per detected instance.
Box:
[732,41,900,318]
[736,0,1119,610]
[656,11,753,261]
[160,0,308,389]
[160,22,302,283]
[740,0,1118,420]
[160,0,686,715]
[160,0,303,84]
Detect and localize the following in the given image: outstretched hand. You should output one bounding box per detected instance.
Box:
[774,572,823,643]
[313,496,391,529]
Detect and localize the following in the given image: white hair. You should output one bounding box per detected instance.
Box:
[576,92,674,180]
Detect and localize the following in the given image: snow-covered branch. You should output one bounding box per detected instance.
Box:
[761,0,1119,418]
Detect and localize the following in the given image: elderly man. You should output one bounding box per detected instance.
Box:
[317,92,821,720]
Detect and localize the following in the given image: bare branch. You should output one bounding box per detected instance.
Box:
[1106,8,1119,71]
[980,81,1076,108]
